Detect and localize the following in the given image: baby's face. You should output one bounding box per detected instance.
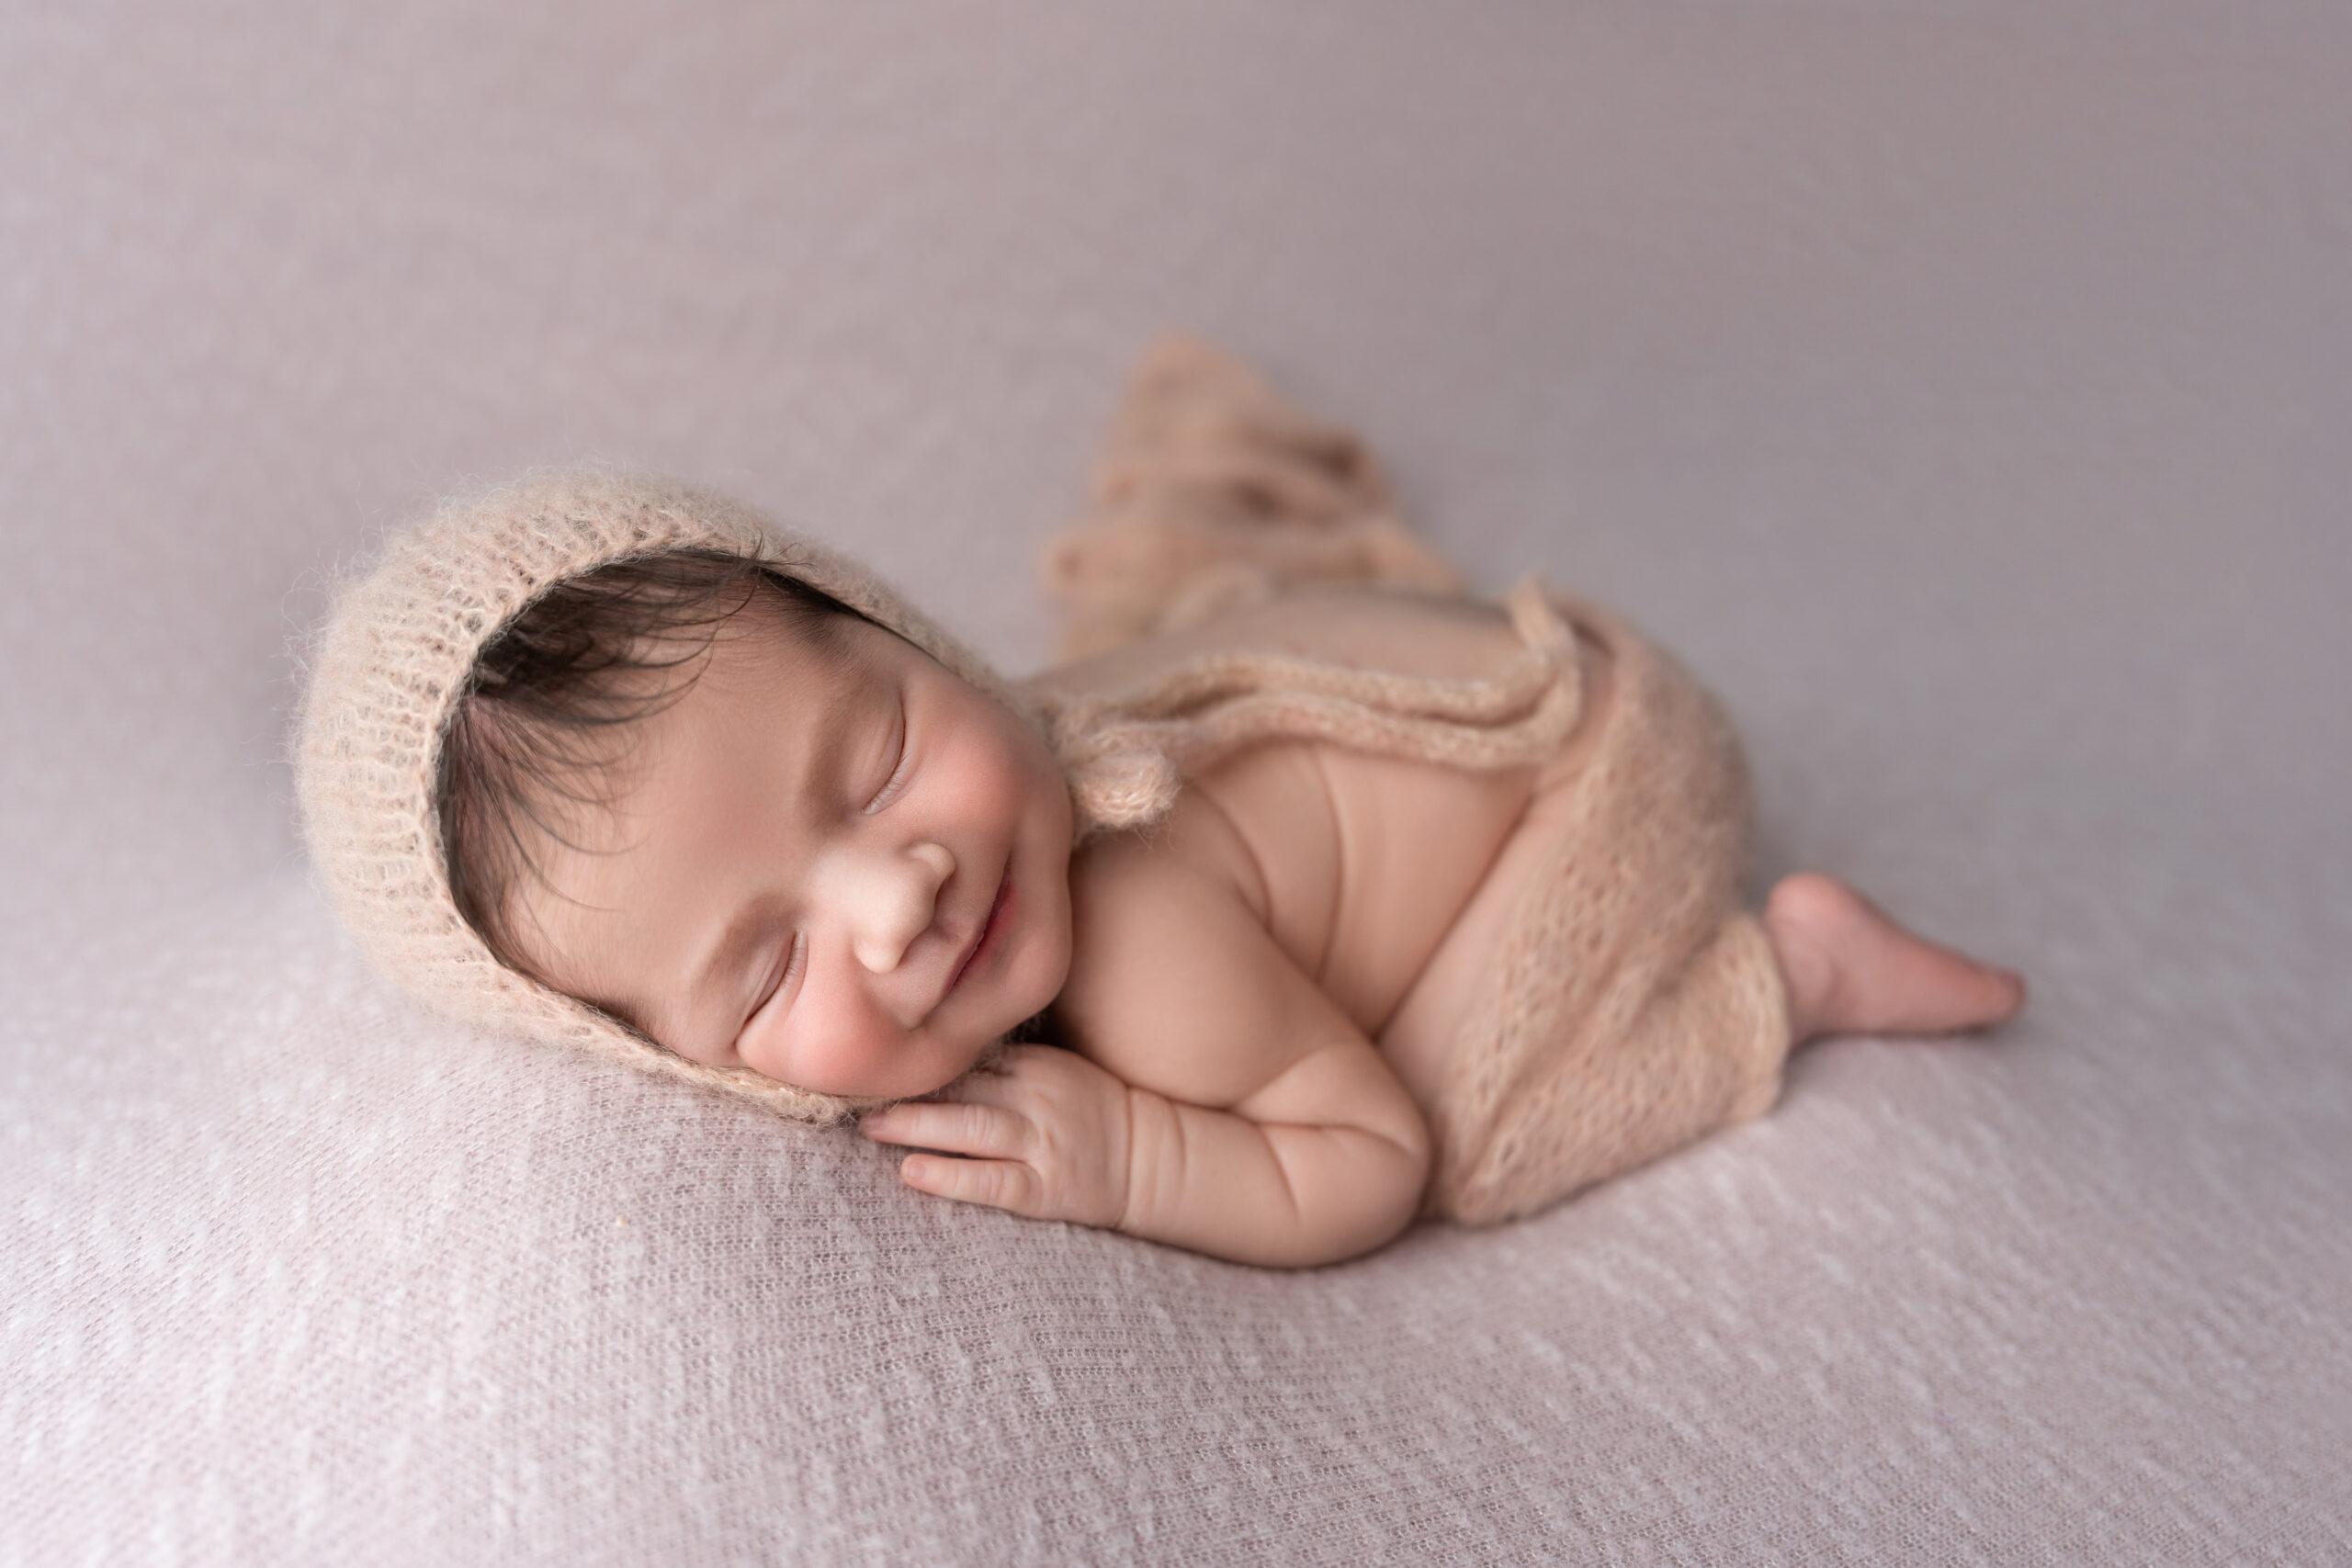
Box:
[504,603,1075,1101]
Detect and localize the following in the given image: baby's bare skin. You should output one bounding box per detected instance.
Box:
[872,588,2023,1265]
[1037,587,1552,1099]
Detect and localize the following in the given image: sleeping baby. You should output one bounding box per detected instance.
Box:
[297,337,2022,1268]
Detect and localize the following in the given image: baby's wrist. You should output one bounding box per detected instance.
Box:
[1112,1085,1178,1239]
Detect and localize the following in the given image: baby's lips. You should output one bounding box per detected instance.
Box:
[943,866,1013,1002]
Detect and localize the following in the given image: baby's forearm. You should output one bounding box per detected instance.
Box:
[1118,1085,1430,1269]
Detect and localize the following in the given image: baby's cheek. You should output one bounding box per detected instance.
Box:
[767,1035,884,1098]
[1012,731,1075,840]
[743,995,888,1096]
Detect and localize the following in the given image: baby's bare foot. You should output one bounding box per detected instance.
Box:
[1764,873,2027,1044]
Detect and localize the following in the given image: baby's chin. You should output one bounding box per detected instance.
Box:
[763,1020,1001,1104]
[868,1001,1063,1102]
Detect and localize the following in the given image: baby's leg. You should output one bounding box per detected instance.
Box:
[1763,874,2025,1043]
[1432,879,2023,1227]
[1422,601,1783,1226]
[1439,911,1795,1225]
[1420,597,2023,1229]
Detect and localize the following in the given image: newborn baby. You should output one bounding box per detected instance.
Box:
[299,341,2022,1268]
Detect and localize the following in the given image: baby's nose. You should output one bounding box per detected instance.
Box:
[821,840,956,976]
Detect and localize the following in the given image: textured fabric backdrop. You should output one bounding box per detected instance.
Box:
[4,3,2348,1563]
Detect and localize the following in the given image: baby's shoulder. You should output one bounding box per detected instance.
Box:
[1052,775,1353,1106]
[1069,761,1279,918]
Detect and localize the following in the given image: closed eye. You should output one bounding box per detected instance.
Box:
[864,699,911,814]
[742,929,807,1040]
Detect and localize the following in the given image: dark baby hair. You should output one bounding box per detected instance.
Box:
[436,547,868,977]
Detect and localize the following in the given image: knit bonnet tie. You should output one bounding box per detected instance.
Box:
[1043,577,1584,839]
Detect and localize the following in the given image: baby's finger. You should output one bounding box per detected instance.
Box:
[860,1100,1026,1161]
[897,1153,1044,1216]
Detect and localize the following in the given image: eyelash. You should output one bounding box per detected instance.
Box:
[864,701,911,814]
[747,930,807,1032]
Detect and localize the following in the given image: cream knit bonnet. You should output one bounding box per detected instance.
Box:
[297,469,1069,1122]
[297,463,1586,1126]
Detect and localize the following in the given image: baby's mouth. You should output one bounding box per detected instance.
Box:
[947,868,1013,995]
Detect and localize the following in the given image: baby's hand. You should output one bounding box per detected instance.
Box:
[859,1045,1132,1230]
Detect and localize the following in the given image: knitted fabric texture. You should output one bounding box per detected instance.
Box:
[1420,595,1788,1224]
[1038,576,1588,840]
[1040,333,1464,660]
